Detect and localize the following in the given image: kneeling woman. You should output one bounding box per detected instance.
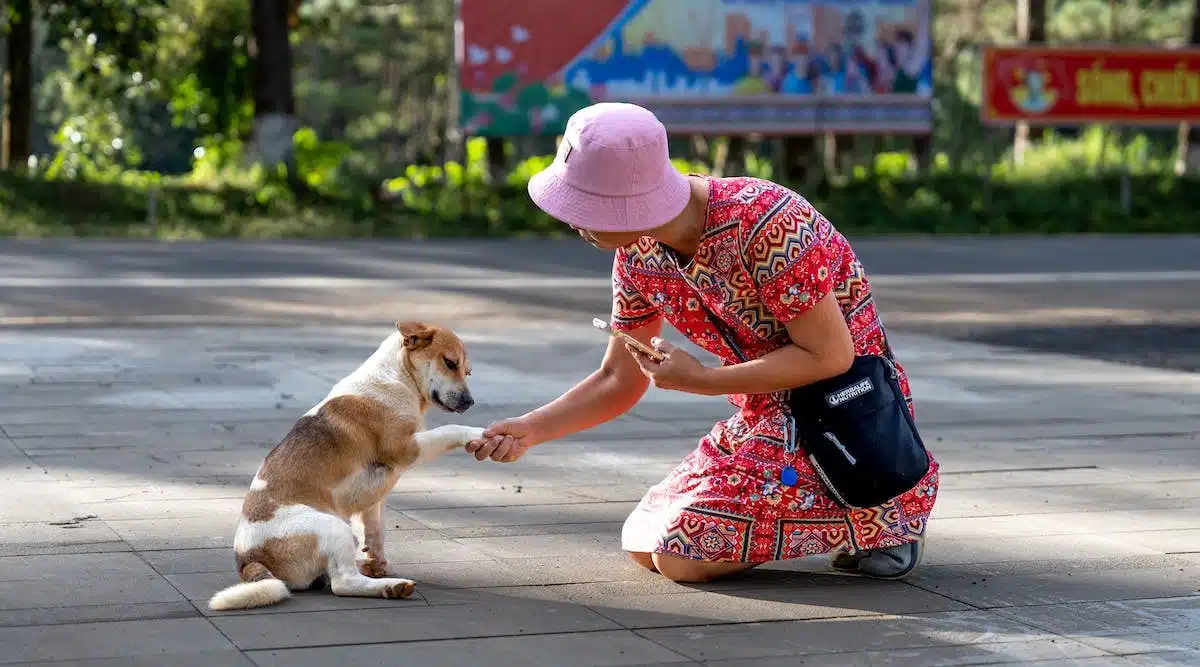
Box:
[466,102,940,583]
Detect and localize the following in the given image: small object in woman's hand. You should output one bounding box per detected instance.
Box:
[592,317,666,361]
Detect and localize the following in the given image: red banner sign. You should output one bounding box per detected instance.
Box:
[982,46,1200,125]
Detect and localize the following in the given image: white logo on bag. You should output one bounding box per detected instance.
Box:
[825,378,874,407]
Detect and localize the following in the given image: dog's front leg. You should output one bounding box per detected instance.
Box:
[357,500,391,578]
[413,424,485,463]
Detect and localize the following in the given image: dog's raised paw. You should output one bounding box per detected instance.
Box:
[463,426,485,442]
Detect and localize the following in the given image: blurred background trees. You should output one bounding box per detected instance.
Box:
[0,0,1198,238]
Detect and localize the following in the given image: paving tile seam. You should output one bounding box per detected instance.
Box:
[0,539,129,551]
[618,625,710,664]
[196,598,441,619]
[0,609,202,629]
[594,608,979,630]
[0,425,43,473]
[906,587,1200,612]
[387,500,628,512]
[131,548,254,661]
[212,625,637,652]
[946,466,1101,476]
[1078,643,1200,659]
[990,594,1200,642]
[684,640,1125,666]
[895,580,989,611]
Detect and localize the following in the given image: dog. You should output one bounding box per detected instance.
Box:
[208,321,485,610]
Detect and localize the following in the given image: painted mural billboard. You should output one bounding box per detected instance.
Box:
[459,0,934,136]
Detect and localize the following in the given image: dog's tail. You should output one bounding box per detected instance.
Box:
[208,563,291,611]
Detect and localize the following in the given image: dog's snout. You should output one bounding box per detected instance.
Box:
[456,392,475,412]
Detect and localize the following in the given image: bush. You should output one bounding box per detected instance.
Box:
[3,134,1199,239]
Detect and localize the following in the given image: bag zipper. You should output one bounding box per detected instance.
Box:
[823,431,857,465]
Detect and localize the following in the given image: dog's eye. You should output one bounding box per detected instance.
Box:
[443,357,459,371]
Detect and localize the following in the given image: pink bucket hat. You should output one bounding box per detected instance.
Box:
[527,102,691,233]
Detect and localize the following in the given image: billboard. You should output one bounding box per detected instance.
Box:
[982,46,1200,126]
[459,0,934,136]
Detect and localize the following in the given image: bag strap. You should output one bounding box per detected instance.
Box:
[696,299,749,364]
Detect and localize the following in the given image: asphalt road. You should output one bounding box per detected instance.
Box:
[2,236,1198,371]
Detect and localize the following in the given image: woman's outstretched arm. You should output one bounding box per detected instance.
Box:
[466,317,662,462]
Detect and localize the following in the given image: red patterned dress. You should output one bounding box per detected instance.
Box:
[614,175,940,564]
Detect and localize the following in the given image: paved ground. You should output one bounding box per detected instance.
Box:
[1,237,1199,666]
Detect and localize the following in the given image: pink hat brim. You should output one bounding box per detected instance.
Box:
[527,163,691,233]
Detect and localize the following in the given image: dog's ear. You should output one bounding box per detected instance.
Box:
[396,321,436,350]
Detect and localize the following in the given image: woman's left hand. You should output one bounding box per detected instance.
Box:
[627,337,713,394]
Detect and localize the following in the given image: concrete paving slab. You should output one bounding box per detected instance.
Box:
[1124,652,1200,666]
[0,617,236,663]
[0,552,156,581]
[1082,631,1200,656]
[0,601,198,628]
[0,569,184,611]
[699,638,1111,666]
[79,497,246,522]
[167,571,442,616]
[2,239,1200,665]
[913,557,1200,608]
[439,520,627,540]
[384,485,601,511]
[209,599,621,650]
[423,577,971,627]
[244,630,694,667]
[404,501,635,531]
[347,553,645,589]
[996,596,1200,638]
[104,517,235,551]
[137,548,233,575]
[0,519,125,557]
[638,609,1056,661]
[4,651,256,667]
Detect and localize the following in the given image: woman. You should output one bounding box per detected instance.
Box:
[465,103,940,584]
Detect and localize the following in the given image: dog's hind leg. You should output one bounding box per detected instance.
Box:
[318,511,415,599]
[412,424,485,463]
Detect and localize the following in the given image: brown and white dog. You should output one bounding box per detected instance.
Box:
[208,322,485,611]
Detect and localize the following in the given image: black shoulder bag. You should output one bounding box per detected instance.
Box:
[697,302,931,509]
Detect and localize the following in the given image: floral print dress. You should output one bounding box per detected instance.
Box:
[614,176,940,563]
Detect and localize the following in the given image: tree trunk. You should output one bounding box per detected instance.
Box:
[1013,0,1048,164]
[1012,0,1048,164]
[249,0,299,171]
[1176,0,1200,175]
[714,136,747,177]
[485,137,505,181]
[1,0,33,170]
[782,136,818,190]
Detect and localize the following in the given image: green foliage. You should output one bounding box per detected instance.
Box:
[7,132,1200,239]
[165,0,254,142]
[5,0,1200,241]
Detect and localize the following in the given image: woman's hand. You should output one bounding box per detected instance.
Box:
[465,417,538,463]
[627,337,715,395]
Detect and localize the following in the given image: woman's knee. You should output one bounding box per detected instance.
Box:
[650,552,753,583]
